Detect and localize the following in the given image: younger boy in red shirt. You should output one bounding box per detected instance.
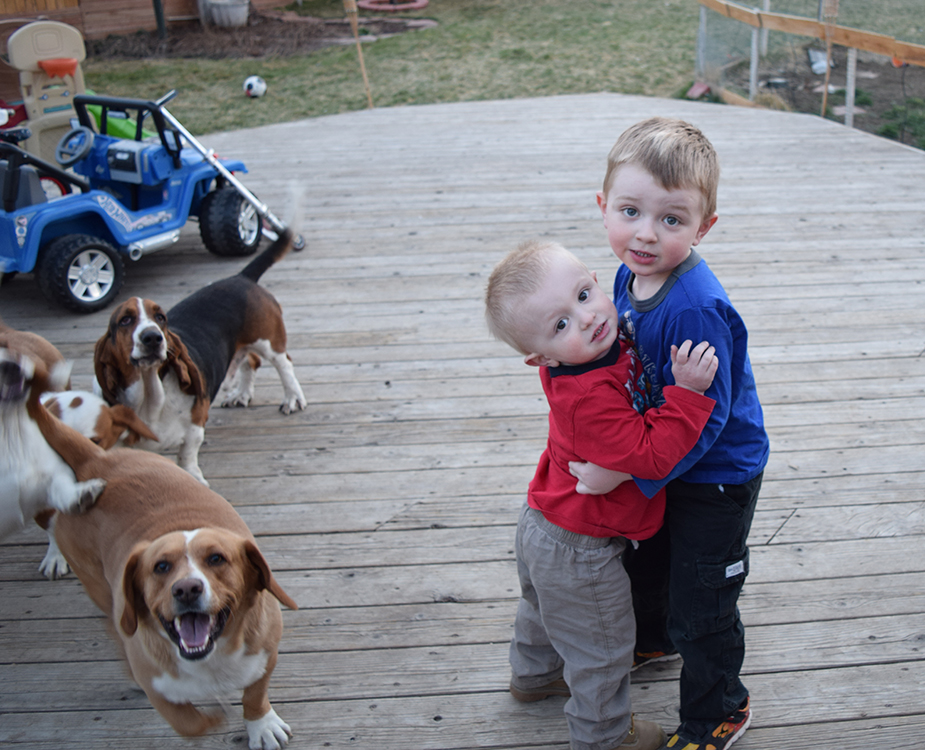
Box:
[485,239,718,750]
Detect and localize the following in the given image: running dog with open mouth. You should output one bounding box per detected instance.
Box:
[35,403,299,749]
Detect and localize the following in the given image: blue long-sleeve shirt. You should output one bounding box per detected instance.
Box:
[614,250,769,498]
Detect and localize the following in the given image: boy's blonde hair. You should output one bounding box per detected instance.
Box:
[602,117,719,219]
[485,239,581,354]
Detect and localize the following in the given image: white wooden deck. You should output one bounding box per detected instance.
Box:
[1,92,925,749]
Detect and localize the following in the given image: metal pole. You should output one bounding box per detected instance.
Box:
[761,0,770,57]
[152,0,167,39]
[749,27,759,100]
[820,0,839,116]
[696,5,707,81]
[159,106,287,233]
[845,46,857,128]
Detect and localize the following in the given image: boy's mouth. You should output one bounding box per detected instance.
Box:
[591,321,608,342]
[630,249,656,260]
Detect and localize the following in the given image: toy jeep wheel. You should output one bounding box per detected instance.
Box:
[199,188,261,257]
[36,235,125,313]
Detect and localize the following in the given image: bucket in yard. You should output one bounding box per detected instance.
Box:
[206,0,249,28]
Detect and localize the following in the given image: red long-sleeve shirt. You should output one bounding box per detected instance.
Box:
[528,341,715,539]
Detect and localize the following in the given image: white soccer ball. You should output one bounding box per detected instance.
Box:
[243,75,267,98]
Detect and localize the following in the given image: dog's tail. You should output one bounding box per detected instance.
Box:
[239,182,303,283]
[238,228,295,283]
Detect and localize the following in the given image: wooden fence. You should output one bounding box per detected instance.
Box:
[699,0,925,66]
[0,0,282,40]
[698,0,925,127]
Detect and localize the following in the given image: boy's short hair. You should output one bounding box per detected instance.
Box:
[485,239,580,354]
[602,117,719,218]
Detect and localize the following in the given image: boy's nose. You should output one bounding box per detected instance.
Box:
[635,218,658,242]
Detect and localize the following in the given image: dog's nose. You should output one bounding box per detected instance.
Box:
[140,328,163,349]
[0,360,22,381]
[172,577,204,606]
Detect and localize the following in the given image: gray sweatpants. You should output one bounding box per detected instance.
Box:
[509,503,635,750]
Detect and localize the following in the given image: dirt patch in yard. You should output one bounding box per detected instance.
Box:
[725,43,925,149]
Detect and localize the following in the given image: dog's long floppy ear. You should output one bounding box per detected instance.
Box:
[164,331,210,425]
[93,332,123,405]
[244,540,298,610]
[109,404,159,447]
[120,543,150,636]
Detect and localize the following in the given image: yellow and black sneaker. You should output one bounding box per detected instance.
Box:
[665,698,752,750]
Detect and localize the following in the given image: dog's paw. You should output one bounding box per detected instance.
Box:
[278,397,305,415]
[38,541,70,580]
[245,708,292,750]
[76,478,107,512]
[220,391,251,408]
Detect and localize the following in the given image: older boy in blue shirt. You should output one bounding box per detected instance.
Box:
[573,117,769,750]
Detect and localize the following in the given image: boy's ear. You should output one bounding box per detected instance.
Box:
[524,352,558,368]
[595,191,607,217]
[692,213,718,246]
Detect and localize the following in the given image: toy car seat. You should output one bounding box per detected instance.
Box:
[0,158,47,211]
[7,21,86,162]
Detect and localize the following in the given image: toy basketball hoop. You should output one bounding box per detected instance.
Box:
[37,57,78,79]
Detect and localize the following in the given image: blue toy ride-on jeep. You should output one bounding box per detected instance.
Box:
[1,90,292,313]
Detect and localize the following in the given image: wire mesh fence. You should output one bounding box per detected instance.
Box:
[695,0,925,148]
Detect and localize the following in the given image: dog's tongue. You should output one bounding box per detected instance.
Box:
[177,613,211,649]
[0,378,25,402]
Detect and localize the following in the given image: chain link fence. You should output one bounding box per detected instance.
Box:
[694,0,925,148]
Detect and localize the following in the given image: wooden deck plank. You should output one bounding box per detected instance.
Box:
[7,610,925,713]
[2,92,925,749]
[6,665,925,749]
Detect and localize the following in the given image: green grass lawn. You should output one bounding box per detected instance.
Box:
[83,0,703,135]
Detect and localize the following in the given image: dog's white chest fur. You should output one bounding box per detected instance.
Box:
[152,644,270,705]
[122,371,195,451]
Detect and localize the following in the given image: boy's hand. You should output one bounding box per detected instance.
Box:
[671,340,719,394]
[569,461,631,495]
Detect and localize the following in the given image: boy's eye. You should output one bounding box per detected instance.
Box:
[623,207,638,218]
[664,215,680,226]
[555,318,567,332]
[578,289,590,302]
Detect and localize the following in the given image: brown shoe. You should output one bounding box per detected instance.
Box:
[509,677,570,702]
[618,715,667,750]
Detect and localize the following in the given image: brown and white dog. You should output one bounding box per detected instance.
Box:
[36,389,157,576]
[0,321,107,577]
[93,229,307,486]
[41,389,158,450]
[35,407,298,749]
[0,343,105,562]
[0,320,70,386]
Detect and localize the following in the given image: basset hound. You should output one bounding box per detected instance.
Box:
[0,340,106,577]
[94,229,306,485]
[42,389,158,450]
[0,321,108,578]
[34,388,298,749]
